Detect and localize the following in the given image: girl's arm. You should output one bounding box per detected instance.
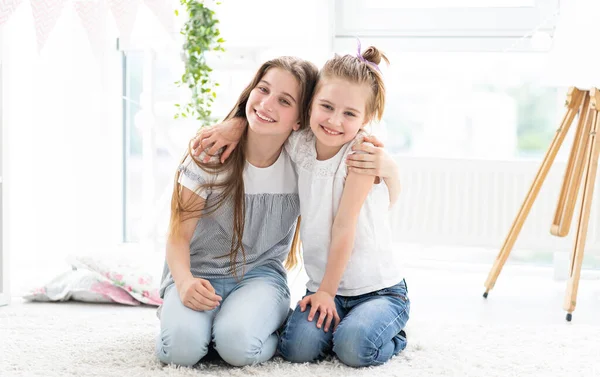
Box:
[301,171,375,331]
[191,119,247,163]
[167,187,222,311]
[191,123,398,195]
[346,136,401,207]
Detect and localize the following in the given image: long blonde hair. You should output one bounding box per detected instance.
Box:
[168,57,318,277]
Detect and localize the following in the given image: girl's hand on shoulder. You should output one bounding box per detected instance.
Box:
[345,135,398,183]
[299,291,341,332]
[190,118,246,163]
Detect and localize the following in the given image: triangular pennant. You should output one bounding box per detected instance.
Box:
[30,0,67,53]
[74,0,107,66]
[0,0,24,27]
[143,0,175,37]
[107,0,139,45]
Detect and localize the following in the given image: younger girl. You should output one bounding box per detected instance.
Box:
[278,46,409,368]
[192,45,408,368]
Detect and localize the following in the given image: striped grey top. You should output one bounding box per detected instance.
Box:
[159,149,300,297]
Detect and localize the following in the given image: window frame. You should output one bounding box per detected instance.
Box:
[335,0,559,40]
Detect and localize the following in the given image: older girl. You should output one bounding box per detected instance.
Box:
[157,56,317,367]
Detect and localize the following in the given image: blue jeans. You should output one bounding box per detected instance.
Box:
[156,265,290,367]
[278,280,410,367]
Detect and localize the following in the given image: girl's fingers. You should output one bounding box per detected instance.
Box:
[323,310,334,332]
[199,289,222,303]
[200,136,216,152]
[333,311,341,330]
[185,297,202,311]
[195,283,222,303]
[190,138,200,151]
[200,140,218,162]
[363,135,384,147]
[346,153,375,162]
[191,137,204,155]
[188,297,216,311]
[201,279,215,293]
[206,142,224,159]
[348,167,378,176]
[299,297,309,312]
[183,300,197,311]
[193,291,219,308]
[193,129,213,149]
[316,309,328,329]
[200,279,220,298]
[308,304,319,322]
[352,143,377,154]
[221,143,238,163]
[346,160,376,169]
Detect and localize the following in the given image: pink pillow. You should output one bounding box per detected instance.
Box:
[68,254,163,306]
[23,269,140,306]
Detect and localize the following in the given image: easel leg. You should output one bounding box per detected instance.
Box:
[563,94,600,321]
[551,94,592,237]
[483,88,585,297]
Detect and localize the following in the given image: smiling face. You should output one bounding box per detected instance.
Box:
[309,77,371,148]
[245,67,302,137]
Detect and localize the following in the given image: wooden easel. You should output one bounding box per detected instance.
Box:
[483,87,600,321]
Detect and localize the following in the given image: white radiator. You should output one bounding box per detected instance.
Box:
[390,156,600,255]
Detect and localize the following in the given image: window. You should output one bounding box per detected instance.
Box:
[334,0,563,161]
[368,1,537,8]
[121,42,264,243]
[336,0,558,37]
[122,49,192,243]
[375,51,565,160]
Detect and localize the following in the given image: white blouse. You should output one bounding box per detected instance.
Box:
[286,129,403,296]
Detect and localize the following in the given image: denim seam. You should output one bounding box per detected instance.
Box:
[371,303,409,346]
[243,278,290,353]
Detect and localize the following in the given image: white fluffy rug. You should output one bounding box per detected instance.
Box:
[1,299,599,377]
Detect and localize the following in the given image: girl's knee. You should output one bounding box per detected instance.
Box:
[278,309,332,363]
[278,335,326,363]
[333,342,379,367]
[155,324,209,366]
[333,322,380,367]
[213,328,265,366]
[333,322,405,367]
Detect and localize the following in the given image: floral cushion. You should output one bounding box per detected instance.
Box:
[67,252,163,306]
[23,269,140,306]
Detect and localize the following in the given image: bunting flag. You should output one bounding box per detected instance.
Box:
[5,0,175,54]
[30,0,67,52]
[0,0,24,28]
[143,0,175,37]
[107,0,139,47]
[74,0,107,65]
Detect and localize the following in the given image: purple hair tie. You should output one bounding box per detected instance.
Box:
[356,39,381,72]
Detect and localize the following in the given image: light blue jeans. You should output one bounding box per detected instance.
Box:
[278,280,410,367]
[156,265,290,367]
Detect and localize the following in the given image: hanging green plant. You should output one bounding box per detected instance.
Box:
[174,0,225,124]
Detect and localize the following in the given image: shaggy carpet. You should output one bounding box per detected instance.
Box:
[1,299,599,377]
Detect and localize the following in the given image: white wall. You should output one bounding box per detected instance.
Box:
[3,4,123,279]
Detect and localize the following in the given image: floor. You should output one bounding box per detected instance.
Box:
[2,259,600,377]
